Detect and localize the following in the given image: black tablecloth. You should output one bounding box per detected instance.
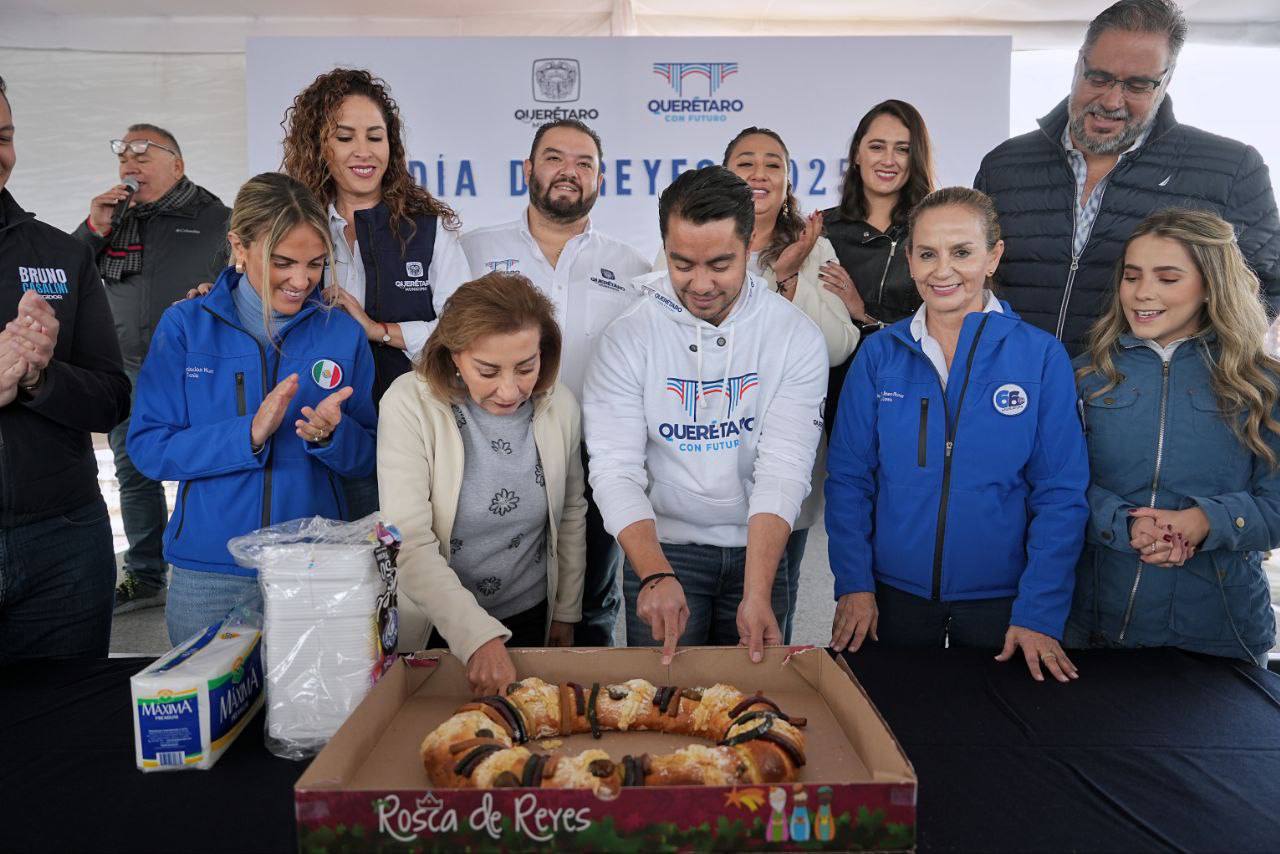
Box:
[840,647,1280,853]
[2,648,1278,853]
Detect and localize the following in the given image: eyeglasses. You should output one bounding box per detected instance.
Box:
[1079,61,1169,97]
[110,139,178,158]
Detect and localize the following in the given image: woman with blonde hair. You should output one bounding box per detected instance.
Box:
[128,172,377,644]
[377,272,586,695]
[1068,208,1280,665]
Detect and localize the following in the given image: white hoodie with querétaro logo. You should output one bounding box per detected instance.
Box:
[582,270,828,548]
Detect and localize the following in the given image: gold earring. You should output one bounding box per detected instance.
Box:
[235,261,245,273]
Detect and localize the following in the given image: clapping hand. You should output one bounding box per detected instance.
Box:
[2,291,59,389]
[772,210,824,286]
[296,385,354,443]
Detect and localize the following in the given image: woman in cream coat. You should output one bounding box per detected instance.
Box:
[378,272,586,695]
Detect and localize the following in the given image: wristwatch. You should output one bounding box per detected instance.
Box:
[378,322,392,344]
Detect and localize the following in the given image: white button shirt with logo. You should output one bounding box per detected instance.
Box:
[460,211,652,398]
[327,204,473,361]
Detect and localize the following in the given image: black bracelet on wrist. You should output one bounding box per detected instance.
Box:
[639,572,678,593]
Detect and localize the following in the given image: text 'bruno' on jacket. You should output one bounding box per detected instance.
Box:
[0,189,132,526]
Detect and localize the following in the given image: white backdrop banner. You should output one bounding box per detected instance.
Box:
[247,37,1010,255]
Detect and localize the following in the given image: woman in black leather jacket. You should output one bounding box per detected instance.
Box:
[821,100,935,428]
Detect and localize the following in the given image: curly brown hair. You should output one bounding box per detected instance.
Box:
[280,68,459,237]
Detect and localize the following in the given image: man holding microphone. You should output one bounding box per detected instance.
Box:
[72,123,229,614]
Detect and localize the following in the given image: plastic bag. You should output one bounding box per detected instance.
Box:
[228,513,399,760]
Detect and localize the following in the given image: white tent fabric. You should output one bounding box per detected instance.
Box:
[1,1,1278,231]
[2,0,1278,51]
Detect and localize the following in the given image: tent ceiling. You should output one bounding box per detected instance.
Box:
[2,0,1277,51]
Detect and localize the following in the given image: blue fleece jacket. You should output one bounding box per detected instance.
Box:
[825,303,1090,639]
[127,266,377,576]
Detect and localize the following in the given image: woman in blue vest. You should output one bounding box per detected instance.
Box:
[826,187,1090,682]
[128,172,377,644]
[1067,209,1280,665]
[281,67,472,517]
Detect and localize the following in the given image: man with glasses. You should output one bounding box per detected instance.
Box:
[975,0,1279,355]
[72,124,229,614]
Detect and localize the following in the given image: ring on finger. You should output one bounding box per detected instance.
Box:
[1042,652,1058,660]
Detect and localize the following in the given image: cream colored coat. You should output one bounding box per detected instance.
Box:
[377,372,587,663]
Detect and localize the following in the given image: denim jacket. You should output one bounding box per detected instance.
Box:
[1068,334,1279,661]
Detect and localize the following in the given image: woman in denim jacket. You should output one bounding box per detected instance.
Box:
[1068,209,1279,665]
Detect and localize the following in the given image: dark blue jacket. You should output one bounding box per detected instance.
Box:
[975,97,1280,356]
[127,267,377,576]
[826,304,1090,639]
[353,203,439,402]
[1068,337,1279,661]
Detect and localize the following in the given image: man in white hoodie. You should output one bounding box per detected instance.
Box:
[583,166,828,664]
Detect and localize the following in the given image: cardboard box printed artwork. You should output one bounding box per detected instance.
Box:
[295,646,916,851]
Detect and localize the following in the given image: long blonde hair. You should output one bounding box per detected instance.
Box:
[228,172,336,342]
[1079,208,1280,466]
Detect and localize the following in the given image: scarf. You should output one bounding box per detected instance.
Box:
[99,176,201,282]
[231,274,291,348]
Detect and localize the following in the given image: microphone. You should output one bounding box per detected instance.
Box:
[110,177,139,231]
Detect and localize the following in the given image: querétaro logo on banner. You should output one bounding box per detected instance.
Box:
[513,58,600,125]
[533,58,580,102]
[649,62,745,123]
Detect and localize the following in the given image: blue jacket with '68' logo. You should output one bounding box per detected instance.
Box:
[127,266,377,577]
[825,302,1090,639]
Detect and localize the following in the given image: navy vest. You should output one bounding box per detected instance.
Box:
[353,203,439,402]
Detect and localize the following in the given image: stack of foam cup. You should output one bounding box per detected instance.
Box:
[256,541,381,754]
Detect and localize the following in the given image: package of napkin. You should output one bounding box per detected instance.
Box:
[131,612,264,772]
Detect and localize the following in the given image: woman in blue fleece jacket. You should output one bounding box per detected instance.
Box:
[825,188,1090,683]
[128,173,376,644]
[1067,209,1280,666]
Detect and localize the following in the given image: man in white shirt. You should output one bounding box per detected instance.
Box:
[582,166,827,664]
[462,119,651,646]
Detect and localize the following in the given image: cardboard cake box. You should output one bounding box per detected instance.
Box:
[294,646,917,852]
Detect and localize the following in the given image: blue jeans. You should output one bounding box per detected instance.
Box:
[874,581,1014,649]
[623,542,792,648]
[0,498,115,662]
[782,527,810,644]
[166,567,262,647]
[577,446,621,646]
[108,371,168,591]
[342,473,379,522]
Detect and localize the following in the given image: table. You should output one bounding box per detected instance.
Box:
[840,647,1280,852]
[2,649,1278,852]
